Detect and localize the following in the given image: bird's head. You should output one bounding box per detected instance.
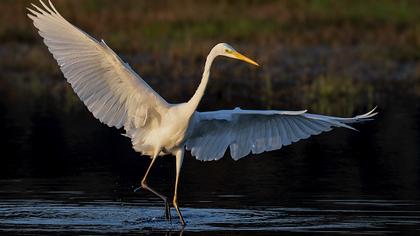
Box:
[214,43,259,67]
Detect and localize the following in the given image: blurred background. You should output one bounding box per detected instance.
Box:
[0,0,420,234]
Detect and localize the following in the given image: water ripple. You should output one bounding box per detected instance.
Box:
[1,199,420,234]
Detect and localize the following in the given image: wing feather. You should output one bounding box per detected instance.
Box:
[186,107,377,161]
[270,118,282,150]
[28,0,169,134]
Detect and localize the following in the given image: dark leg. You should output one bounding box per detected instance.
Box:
[135,155,171,220]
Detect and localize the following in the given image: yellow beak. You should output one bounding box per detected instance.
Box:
[232,51,259,67]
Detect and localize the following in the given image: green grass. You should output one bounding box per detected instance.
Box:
[302,75,375,115]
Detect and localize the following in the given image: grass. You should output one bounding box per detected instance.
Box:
[0,0,419,52]
[302,75,375,115]
[0,0,419,114]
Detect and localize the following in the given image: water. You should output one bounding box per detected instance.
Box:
[1,198,420,234]
[1,47,420,235]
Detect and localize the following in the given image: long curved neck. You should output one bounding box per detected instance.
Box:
[186,50,217,113]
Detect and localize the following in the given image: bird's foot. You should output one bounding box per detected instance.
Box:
[164,198,172,221]
[134,184,171,221]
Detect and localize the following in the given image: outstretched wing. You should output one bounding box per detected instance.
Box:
[27,0,169,132]
[186,107,377,161]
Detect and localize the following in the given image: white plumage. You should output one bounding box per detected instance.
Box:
[28,0,377,226]
[187,108,376,161]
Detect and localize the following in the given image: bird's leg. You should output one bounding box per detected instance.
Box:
[135,155,171,220]
[173,149,186,226]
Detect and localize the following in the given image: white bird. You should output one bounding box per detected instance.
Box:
[28,0,377,226]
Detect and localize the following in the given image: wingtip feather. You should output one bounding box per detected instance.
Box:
[364,106,378,117]
[39,0,54,14]
[27,13,36,21]
[48,0,62,16]
[27,7,40,19]
[31,3,47,15]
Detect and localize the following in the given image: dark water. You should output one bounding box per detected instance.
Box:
[2,198,420,234]
[1,50,420,235]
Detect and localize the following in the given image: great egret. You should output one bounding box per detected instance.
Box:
[28,0,377,226]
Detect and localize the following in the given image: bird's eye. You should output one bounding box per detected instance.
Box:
[225,49,230,53]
